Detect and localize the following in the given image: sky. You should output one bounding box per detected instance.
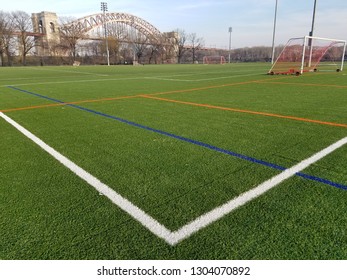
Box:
[2,0,347,49]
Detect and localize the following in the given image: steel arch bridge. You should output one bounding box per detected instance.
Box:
[66,12,164,43]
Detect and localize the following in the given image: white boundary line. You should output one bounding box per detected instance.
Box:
[170,136,347,244]
[1,111,346,246]
[0,112,172,243]
[1,72,261,88]
[25,66,111,77]
[0,77,143,88]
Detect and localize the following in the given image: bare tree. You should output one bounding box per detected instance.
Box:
[174,29,190,64]
[119,46,132,64]
[11,11,35,65]
[106,23,126,64]
[58,17,86,63]
[147,42,164,64]
[132,32,149,64]
[231,46,272,62]
[0,11,15,66]
[188,33,204,63]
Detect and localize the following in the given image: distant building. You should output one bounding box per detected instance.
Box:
[31,11,60,56]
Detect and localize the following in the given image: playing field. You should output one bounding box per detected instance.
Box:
[1,63,346,260]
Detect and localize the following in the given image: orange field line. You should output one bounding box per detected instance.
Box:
[140,95,347,129]
[147,76,289,96]
[4,76,344,129]
[148,80,258,96]
[1,77,282,113]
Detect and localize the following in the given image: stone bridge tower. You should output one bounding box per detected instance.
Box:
[31,11,60,56]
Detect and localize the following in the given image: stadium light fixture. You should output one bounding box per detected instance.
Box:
[228,27,232,63]
[101,2,110,66]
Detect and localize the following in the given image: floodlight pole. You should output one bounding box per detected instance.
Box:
[309,0,317,38]
[101,2,110,66]
[308,0,317,67]
[271,0,278,64]
[228,27,232,63]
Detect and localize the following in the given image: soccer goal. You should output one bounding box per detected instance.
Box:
[269,36,347,75]
[203,56,226,64]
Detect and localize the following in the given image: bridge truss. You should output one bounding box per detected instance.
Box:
[65,12,166,45]
[32,11,178,64]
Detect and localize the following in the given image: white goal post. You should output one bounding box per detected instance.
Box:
[269,36,347,75]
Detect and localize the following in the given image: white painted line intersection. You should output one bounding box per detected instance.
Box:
[1,111,346,246]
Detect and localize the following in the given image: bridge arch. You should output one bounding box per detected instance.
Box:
[66,12,164,42]
[32,11,177,63]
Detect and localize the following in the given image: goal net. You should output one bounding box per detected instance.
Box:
[269,36,347,75]
[203,56,226,64]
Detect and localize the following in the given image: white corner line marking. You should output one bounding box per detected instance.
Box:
[1,111,346,246]
[0,112,172,243]
[169,135,347,244]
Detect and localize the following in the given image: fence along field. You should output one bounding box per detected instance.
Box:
[0,63,347,259]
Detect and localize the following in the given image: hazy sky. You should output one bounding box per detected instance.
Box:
[2,0,347,48]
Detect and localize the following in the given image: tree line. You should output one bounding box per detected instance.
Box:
[1,10,279,66]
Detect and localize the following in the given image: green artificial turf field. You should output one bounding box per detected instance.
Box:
[0,63,346,259]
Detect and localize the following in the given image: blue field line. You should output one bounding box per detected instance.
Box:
[7,86,347,191]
